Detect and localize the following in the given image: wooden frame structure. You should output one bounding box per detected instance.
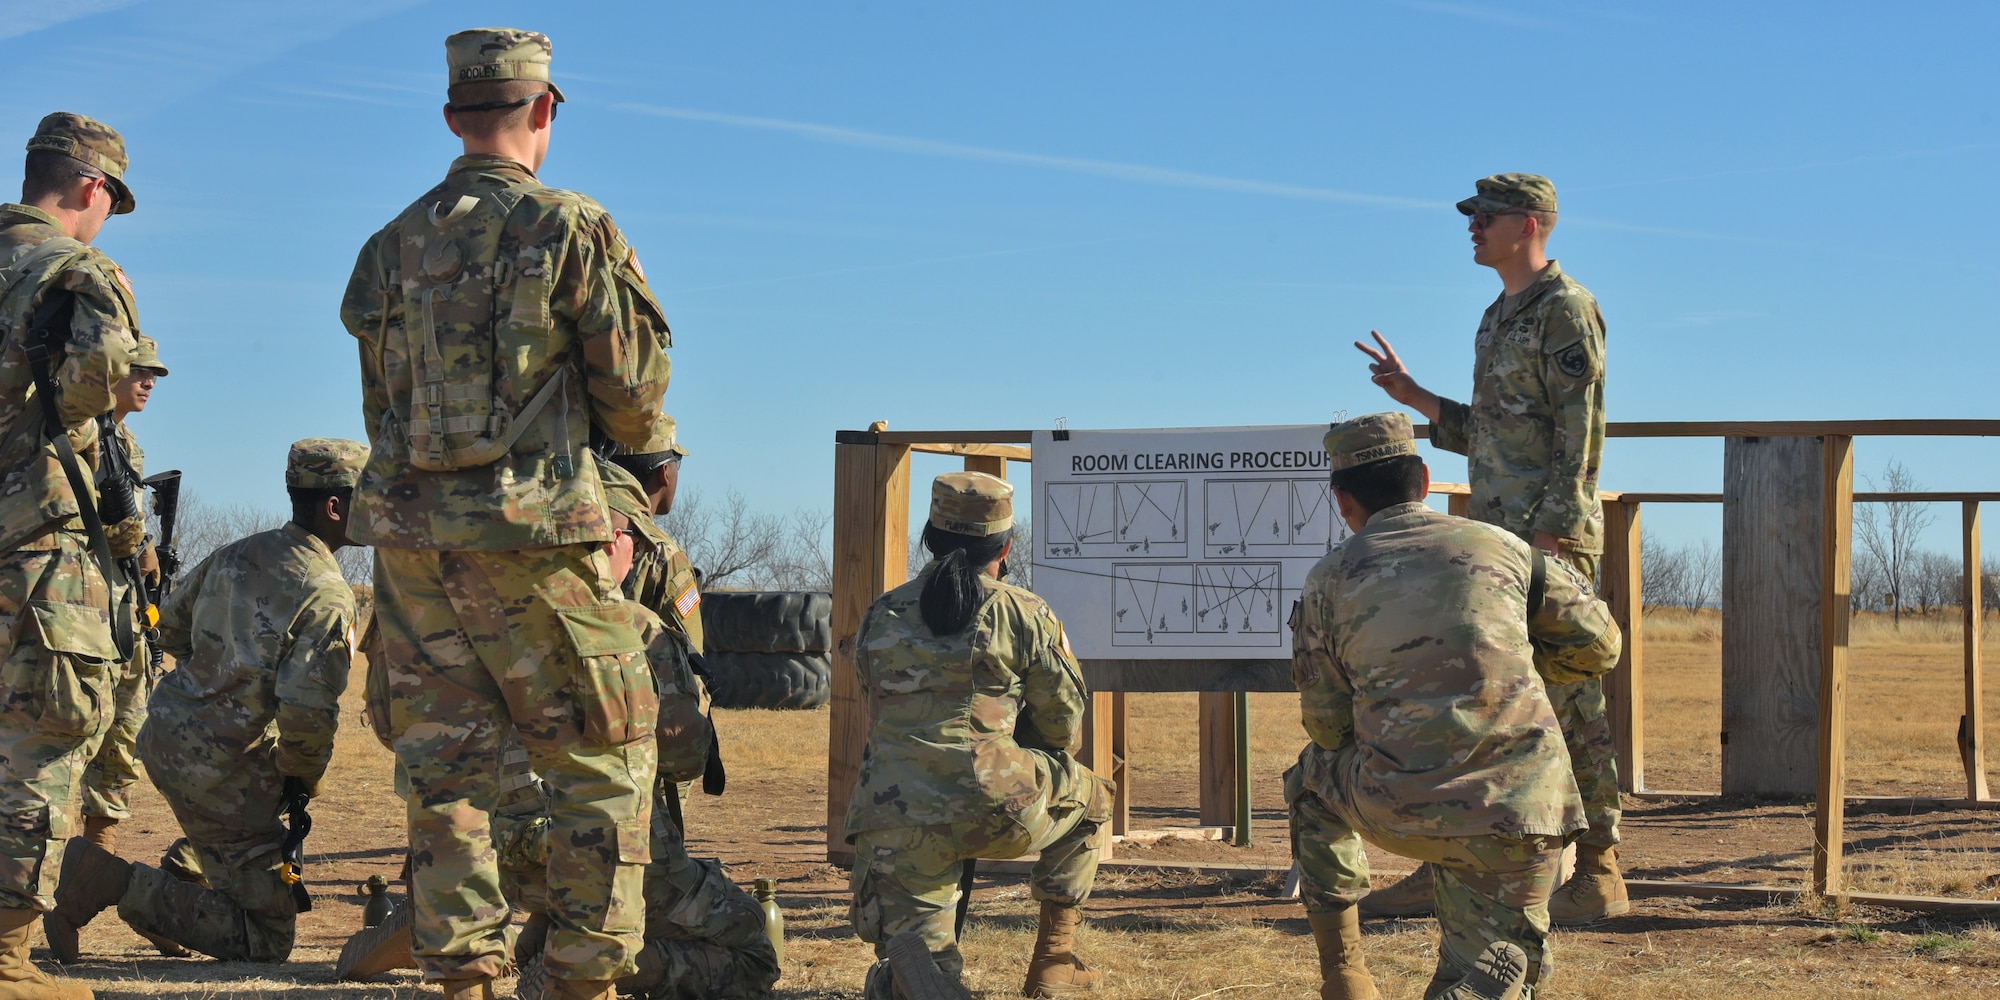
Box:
[828,419,2000,913]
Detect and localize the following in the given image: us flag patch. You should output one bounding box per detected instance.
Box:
[674,584,701,618]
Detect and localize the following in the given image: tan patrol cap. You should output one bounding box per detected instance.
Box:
[25,112,134,214]
[930,472,1013,537]
[1455,172,1557,216]
[286,438,369,489]
[445,27,566,102]
[132,335,166,376]
[599,458,651,523]
[644,413,688,457]
[1325,412,1419,472]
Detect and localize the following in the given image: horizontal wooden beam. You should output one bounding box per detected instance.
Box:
[908,442,1032,461]
[1626,790,2000,811]
[1627,879,2000,915]
[1428,482,1470,495]
[865,429,1035,445]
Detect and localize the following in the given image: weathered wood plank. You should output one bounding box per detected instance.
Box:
[1814,435,1853,899]
[1198,692,1236,827]
[1602,499,1644,793]
[1964,502,1989,801]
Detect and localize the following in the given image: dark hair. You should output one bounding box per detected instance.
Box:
[1328,455,1425,517]
[918,523,1012,636]
[288,487,353,526]
[447,80,549,138]
[608,450,677,479]
[22,150,93,203]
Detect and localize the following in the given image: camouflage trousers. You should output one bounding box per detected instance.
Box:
[1554,550,1620,848]
[78,636,151,820]
[496,740,779,1000]
[122,726,295,961]
[0,530,118,912]
[373,545,657,983]
[849,752,1108,978]
[1286,745,1562,999]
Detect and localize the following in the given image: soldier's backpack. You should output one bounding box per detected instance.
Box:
[394,191,569,473]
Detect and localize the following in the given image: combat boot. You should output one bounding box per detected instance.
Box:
[1307,908,1378,1000]
[1021,901,1103,996]
[80,818,116,854]
[511,910,552,967]
[884,931,973,1000]
[1547,845,1629,926]
[1357,865,1434,918]
[512,958,616,1000]
[43,839,132,963]
[0,908,91,1000]
[436,978,495,1000]
[1424,941,1528,1000]
[335,905,415,980]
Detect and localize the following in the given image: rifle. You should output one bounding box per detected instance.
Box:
[96,416,156,648]
[278,777,315,912]
[143,469,182,588]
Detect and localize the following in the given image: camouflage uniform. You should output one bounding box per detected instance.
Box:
[78,417,148,826]
[342,27,672,985]
[1290,418,1620,997]
[846,476,1110,985]
[1429,188,1618,849]
[0,113,140,921]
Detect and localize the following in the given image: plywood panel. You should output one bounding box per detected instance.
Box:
[1198,692,1238,827]
[1602,500,1644,793]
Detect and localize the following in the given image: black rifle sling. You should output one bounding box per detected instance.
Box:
[1527,548,1548,624]
[24,291,135,661]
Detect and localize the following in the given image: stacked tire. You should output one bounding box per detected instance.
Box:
[699,591,833,710]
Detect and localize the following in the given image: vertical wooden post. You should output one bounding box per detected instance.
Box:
[826,424,910,862]
[1077,694,1116,859]
[1110,691,1130,835]
[1447,493,1470,518]
[1601,499,1645,793]
[1199,692,1238,828]
[963,454,1007,479]
[1813,435,1853,901]
[1963,501,1989,801]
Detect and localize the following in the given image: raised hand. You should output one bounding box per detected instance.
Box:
[1354,331,1436,416]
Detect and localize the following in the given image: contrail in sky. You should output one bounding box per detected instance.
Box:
[617,103,1439,211]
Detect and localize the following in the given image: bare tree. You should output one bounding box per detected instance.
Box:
[1854,461,1937,627]
[161,490,285,578]
[751,507,833,591]
[661,487,782,588]
[1851,547,1884,617]
[1641,533,1719,611]
[907,516,1035,591]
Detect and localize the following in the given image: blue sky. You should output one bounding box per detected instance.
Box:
[7,1,1997,555]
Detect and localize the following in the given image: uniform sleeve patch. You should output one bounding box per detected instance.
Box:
[627,248,646,282]
[1555,342,1591,378]
[1058,625,1072,657]
[113,265,132,294]
[673,583,701,618]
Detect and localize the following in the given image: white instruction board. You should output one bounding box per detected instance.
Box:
[1032,425,1349,660]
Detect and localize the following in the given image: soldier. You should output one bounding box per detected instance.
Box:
[1353,172,1627,925]
[43,439,364,964]
[847,473,1111,1000]
[341,26,673,1000]
[0,111,142,1000]
[77,334,168,856]
[1290,413,1621,1000]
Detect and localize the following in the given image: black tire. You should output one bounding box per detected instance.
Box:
[704,651,832,710]
[701,591,832,654]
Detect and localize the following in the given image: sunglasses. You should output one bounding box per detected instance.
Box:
[1468,211,1528,231]
[449,90,559,120]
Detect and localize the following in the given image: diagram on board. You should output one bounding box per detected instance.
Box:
[1289,479,1341,552]
[1111,562,1282,646]
[1047,482,1188,558]
[1112,564,1195,644]
[1193,563,1284,644]
[1204,479,1343,556]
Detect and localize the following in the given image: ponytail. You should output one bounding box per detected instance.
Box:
[918,523,1012,636]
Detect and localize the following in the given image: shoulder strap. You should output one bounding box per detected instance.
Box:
[0,237,87,311]
[1527,548,1548,623]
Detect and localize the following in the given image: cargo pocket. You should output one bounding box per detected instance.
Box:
[363,652,394,747]
[616,818,651,865]
[26,600,117,739]
[554,602,656,747]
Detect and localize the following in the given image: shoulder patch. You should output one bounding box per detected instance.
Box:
[673,582,701,619]
[1555,342,1590,378]
[112,265,132,294]
[627,247,645,282]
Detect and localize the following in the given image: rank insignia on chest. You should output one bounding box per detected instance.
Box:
[674,583,701,618]
[1555,342,1591,378]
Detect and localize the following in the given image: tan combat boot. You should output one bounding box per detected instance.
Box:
[42,839,132,963]
[436,978,496,1000]
[1357,865,1434,918]
[1306,908,1378,1000]
[512,960,616,1000]
[1547,845,1629,926]
[0,908,91,1000]
[1021,901,1103,996]
[79,819,115,854]
[1427,941,1528,1000]
[884,931,973,1000]
[335,905,415,980]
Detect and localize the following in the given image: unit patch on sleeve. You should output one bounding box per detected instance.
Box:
[673,582,701,619]
[1555,342,1591,378]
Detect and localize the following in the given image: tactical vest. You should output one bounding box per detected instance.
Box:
[391,191,567,473]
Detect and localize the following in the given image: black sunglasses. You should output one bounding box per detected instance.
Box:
[448,90,558,120]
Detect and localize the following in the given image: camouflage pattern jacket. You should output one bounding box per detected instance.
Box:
[148,523,354,782]
[0,203,138,553]
[845,566,1088,838]
[340,155,672,551]
[1429,261,1607,554]
[1292,501,1619,839]
[630,523,704,654]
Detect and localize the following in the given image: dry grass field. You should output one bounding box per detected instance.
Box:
[44,610,2000,998]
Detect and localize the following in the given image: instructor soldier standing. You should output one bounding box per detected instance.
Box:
[341,27,674,1000]
[0,112,141,1000]
[1354,173,1625,924]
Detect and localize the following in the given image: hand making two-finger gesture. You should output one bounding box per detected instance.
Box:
[1352,331,1440,418]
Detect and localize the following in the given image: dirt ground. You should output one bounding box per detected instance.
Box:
[45,617,2000,998]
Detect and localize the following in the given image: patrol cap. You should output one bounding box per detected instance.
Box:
[641,413,688,458]
[445,27,566,103]
[286,438,369,489]
[1455,172,1557,217]
[1325,412,1419,472]
[599,459,652,523]
[929,472,1013,537]
[132,335,167,376]
[25,112,134,214]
